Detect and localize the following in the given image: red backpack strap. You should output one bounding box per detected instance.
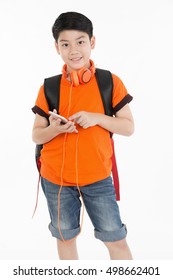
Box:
[111,138,120,201]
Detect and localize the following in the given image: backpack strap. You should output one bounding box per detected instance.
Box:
[95,69,114,117]
[44,74,62,112]
[35,74,62,171]
[95,68,120,200]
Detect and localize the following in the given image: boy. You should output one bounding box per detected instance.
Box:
[32,12,134,260]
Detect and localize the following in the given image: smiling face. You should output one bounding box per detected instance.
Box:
[55,30,95,72]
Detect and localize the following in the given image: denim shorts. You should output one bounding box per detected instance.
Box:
[41,176,127,242]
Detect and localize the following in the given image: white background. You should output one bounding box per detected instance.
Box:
[0,0,173,261]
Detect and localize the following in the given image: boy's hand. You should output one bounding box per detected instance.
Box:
[49,109,78,133]
[49,109,61,125]
[69,111,98,129]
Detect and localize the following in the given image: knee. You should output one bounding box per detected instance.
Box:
[57,237,77,247]
[104,238,133,260]
[57,237,79,260]
[104,238,129,252]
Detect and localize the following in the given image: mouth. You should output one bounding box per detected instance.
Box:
[70,57,82,62]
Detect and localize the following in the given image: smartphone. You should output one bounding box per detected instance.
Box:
[49,111,78,133]
[49,111,68,124]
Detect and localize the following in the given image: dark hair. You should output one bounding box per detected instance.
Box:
[52,12,93,41]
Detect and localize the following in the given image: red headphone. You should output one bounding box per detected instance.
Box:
[62,60,95,86]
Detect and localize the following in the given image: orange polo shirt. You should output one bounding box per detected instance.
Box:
[33,70,132,186]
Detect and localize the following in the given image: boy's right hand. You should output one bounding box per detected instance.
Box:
[49,109,78,134]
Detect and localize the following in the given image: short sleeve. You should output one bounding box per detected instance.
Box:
[31,85,49,118]
[112,74,133,113]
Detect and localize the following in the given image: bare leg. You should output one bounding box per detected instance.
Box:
[104,238,133,260]
[57,238,79,260]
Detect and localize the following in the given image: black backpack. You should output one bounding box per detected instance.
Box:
[35,68,120,200]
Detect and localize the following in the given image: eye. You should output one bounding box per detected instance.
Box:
[62,43,69,47]
[77,40,85,45]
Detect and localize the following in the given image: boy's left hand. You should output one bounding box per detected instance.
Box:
[69,111,98,129]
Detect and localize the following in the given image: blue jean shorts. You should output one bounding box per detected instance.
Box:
[41,176,127,242]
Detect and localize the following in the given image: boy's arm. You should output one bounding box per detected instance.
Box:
[69,104,134,136]
[32,111,77,145]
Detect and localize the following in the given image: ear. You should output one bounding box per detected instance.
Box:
[90,36,96,49]
[54,41,60,54]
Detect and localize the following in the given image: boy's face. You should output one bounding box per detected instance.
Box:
[55,30,95,72]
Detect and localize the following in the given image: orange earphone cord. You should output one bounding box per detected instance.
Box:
[58,83,85,242]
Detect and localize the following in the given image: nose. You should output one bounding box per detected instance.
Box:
[69,43,79,55]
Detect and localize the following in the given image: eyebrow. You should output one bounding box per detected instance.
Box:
[59,36,86,42]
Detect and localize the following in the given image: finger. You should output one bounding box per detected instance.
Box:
[68,112,81,121]
[55,119,61,125]
[68,114,77,121]
[66,122,78,133]
[68,126,77,133]
[49,114,55,121]
[82,124,89,129]
[75,116,85,125]
[61,121,74,130]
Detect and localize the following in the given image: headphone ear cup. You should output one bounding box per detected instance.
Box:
[70,71,79,86]
[62,64,68,79]
[78,68,92,84]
